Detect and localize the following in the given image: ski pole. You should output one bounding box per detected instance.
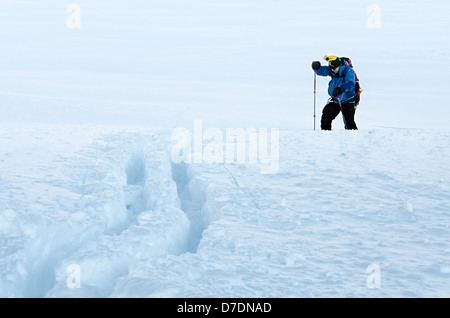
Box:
[313,71,317,130]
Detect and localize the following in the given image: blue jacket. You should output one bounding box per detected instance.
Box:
[316,60,356,102]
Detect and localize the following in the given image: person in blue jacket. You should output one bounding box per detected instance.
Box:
[312,55,358,130]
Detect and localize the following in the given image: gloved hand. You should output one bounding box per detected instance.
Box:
[333,87,343,97]
[312,61,321,71]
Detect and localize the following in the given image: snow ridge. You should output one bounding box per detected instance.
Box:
[171,161,207,253]
[44,133,202,297]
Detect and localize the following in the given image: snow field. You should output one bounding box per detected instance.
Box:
[0,0,449,298]
[1,123,449,298]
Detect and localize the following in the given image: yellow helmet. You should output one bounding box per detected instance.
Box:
[323,55,342,69]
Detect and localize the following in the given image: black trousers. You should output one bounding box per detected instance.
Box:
[321,99,358,130]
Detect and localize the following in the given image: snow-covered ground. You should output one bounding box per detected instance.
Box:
[0,0,449,298]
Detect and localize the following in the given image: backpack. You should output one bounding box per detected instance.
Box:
[340,57,362,106]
